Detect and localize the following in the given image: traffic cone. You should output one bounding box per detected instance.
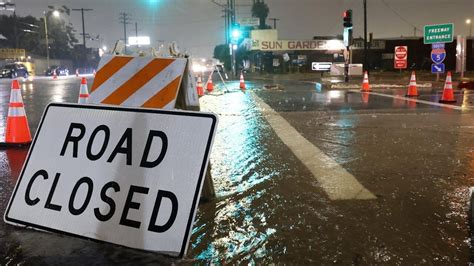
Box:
[439,71,456,103]
[406,71,419,97]
[196,76,204,96]
[239,71,246,90]
[53,71,58,80]
[76,69,79,77]
[206,73,214,92]
[78,77,89,104]
[361,71,371,92]
[4,80,31,145]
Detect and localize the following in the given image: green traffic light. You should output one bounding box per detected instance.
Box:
[231,29,241,39]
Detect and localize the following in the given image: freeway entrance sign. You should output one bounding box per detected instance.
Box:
[424,23,454,44]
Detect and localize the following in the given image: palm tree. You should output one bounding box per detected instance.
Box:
[251,0,269,29]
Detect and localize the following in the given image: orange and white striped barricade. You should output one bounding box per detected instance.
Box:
[89,55,194,109]
[89,55,212,197]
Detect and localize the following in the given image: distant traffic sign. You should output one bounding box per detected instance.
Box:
[394,46,408,69]
[431,63,445,73]
[431,48,446,64]
[237,17,259,27]
[431,43,445,49]
[4,103,217,257]
[424,23,454,44]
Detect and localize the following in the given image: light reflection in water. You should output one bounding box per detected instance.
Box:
[196,88,278,262]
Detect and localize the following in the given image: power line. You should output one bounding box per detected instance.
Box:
[72,8,93,48]
[380,0,422,34]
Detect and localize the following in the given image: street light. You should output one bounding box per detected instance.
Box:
[43,10,60,69]
[466,18,472,38]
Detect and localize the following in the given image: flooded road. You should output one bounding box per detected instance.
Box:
[1,76,473,263]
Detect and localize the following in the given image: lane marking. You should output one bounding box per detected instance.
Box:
[350,90,469,111]
[251,92,376,200]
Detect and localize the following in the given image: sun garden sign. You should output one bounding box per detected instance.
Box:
[424,23,454,44]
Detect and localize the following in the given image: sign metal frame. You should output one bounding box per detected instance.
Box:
[4,103,218,258]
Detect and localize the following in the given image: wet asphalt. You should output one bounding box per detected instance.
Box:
[0,75,473,264]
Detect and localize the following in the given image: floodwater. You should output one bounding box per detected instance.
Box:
[1,77,474,264]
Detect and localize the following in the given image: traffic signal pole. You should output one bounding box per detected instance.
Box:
[363,0,368,72]
[343,10,353,82]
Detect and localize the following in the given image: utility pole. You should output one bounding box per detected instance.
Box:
[363,0,368,72]
[268,18,280,29]
[72,8,93,49]
[119,12,131,54]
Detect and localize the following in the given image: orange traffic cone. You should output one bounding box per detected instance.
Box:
[439,71,456,103]
[239,71,246,90]
[53,71,58,80]
[78,77,89,104]
[207,73,214,92]
[76,69,79,77]
[406,71,419,97]
[196,76,204,96]
[361,71,370,92]
[4,80,31,145]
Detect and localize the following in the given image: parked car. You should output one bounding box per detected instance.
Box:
[45,65,69,76]
[0,63,29,78]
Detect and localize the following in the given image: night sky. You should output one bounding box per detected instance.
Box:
[7,0,474,57]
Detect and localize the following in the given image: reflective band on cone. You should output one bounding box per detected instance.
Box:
[361,71,371,92]
[4,79,31,145]
[406,71,419,97]
[439,72,456,103]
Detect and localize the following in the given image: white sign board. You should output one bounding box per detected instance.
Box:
[128,36,151,46]
[238,17,260,27]
[4,103,217,257]
[312,62,332,71]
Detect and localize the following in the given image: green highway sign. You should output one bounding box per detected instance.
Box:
[424,23,454,44]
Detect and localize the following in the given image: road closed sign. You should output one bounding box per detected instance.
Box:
[4,103,217,257]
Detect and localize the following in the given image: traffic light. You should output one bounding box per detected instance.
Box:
[343,9,352,28]
[230,23,242,43]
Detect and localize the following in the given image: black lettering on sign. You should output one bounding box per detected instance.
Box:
[148,190,178,233]
[87,125,110,161]
[68,177,94,216]
[119,185,149,228]
[60,123,86,157]
[140,130,168,168]
[107,128,132,165]
[94,181,120,222]
[25,169,48,206]
[45,172,62,211]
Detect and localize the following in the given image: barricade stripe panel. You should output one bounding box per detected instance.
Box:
[121,59,186,107]
[90,56,134,93]
[8,107,25,117]
[102,58,175,105]
[89,57,154,103]
[142,76,182,108]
